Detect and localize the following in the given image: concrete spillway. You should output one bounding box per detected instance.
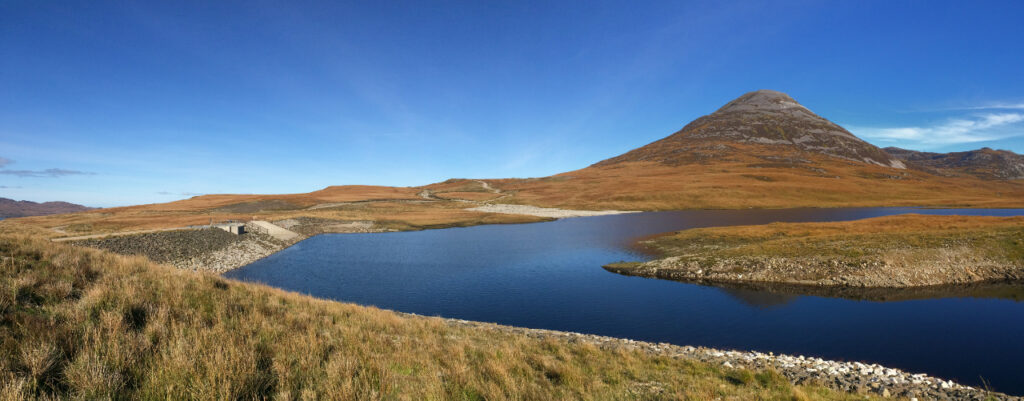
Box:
[247,220,301,242]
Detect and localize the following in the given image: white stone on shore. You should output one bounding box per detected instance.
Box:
[466,204,637,219]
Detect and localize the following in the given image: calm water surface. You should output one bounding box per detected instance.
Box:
[226,208,1024,394]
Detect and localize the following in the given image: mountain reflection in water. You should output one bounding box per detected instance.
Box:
[709,280,1024,308]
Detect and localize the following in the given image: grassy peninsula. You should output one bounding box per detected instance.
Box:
[606,214,1024,288]
[1,234,877,400]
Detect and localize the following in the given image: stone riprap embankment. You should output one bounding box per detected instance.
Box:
[72,229,242,264]
[71,228,296,273]
[67,218,402,272]
[467,204,637,219]
[175,232,288,273]
[436,316,1018,400]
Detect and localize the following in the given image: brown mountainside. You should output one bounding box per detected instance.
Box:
[594,90,905,169]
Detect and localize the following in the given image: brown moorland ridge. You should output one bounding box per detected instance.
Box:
[5,184,544,239]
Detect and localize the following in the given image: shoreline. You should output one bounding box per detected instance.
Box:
[416,313,1019,400]
[603,260,1024,290]
[465,203,638,218]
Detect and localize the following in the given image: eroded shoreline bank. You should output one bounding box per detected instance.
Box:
[606,214,1024,289]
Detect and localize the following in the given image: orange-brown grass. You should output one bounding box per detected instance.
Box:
[7,187,535,238]
[107,185,423,212]
[423,179,493,193]
[0,234,875,400]
[643,214,1024,277]
[490,151,1024,210]
[678,214,1024,239]
[605,214,1024,288]
[267,201,545,231]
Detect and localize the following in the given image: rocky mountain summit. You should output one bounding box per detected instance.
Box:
[885,147,1024,180]
[0,197,92,219]
[594,89,905,169]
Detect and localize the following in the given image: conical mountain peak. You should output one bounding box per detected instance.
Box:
[714,90,810,115]
[593,90,906,169]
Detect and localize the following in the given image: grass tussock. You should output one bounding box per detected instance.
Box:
[0,234,875,400]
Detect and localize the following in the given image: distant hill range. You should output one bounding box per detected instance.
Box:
[0,198,93,219]
[884,147,1024,180]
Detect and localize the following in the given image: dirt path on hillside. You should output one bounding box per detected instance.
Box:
[474,180,511,203]
[476,180,499,193]
[417,189,442,200]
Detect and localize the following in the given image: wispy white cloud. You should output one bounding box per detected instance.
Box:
[0,157,95,178]
[850,113,1024,147]
[962,103,1024,110]
[0,168,96,178]
[928,103,1024,112]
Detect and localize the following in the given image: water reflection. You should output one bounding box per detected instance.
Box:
[705,280,1024,307]
[717,287,799,308]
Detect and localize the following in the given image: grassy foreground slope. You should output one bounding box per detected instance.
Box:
[0,235,871,400]
[606,215,1024,288]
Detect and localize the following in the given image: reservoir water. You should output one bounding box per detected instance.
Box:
[225,207,1024,394]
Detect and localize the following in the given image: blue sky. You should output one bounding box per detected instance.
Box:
[2,1,1023,207]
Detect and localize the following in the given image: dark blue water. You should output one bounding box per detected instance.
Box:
[225,208,1024,394]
